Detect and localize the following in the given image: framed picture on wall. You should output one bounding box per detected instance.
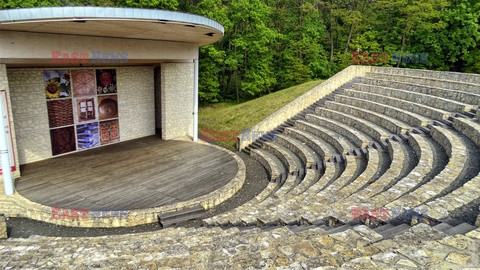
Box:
[76,98,96,122]
[44,70,71,99]
[96,69,117,95]
[72,70,96,97]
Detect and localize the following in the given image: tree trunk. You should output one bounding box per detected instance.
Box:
[344,23,354,54]
[398,32,407,68]
[235,70,240,103]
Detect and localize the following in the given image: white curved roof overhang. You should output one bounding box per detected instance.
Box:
[0,7,224,46]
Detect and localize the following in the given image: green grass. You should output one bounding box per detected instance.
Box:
[199,80,324,150]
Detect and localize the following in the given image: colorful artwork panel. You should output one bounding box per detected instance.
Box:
[98,95,118,120]
[76,122,100,150]
[76,98,96,122]
[47,99,74,128]
[44,70,71,99]
[72,70,96,97]
[96,69,117,95]
[100,120,120,145]
[50,126,76,156]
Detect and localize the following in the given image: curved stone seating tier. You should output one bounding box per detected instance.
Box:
[371,66,480,83]
[452,118,480,147]
[360,76,480,105]
[315,155,360,195]
[2,222,479,268]
[368,134,435,208]
[250,148,286,182]
[284,127,338,162]
[346,140,408,202]
[263,142,303,176]
[315,107,390,142]
[386,126,471,209]
[366,72,480,94]
[295,120,356,155]
[289,169,322,196]
[351,84,451,120]
[290,162,339,202]
[304,114,372,148]
[352,82,474,113]
[420,173,480,221]
[336,148,381,199]
[272,155,361,225]
[203,180,279,226]
[336,92,431,127]
[324,101,411,135]
[276,134,321,169]
[243,163,341,225]
[264,161,355,225]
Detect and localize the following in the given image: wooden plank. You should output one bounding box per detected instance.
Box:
[15,136,238,210]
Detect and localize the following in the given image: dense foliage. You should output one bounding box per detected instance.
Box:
[1,0,479,103]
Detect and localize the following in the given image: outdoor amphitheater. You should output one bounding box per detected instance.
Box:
[0,65,479,268]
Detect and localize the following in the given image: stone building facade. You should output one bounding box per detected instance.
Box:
[0,6,224,190]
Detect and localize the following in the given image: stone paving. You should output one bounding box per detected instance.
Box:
[0,224,479,269]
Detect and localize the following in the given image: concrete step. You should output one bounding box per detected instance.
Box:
[373,223,395,234]
[444,223,477,236]
[432,222,453,232]
[158,206,206,228]
[379,223,411,239]
[325,224,351,234]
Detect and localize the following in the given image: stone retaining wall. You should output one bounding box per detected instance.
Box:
[0,215,6,239]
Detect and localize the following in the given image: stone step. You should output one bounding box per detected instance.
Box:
[263,141,304,177]
[444,223,477,236]
[325,100,411,135]
[250,148,287,182]
[452,118,480,148]
[284,127,337,162]
[276,134,321,169]
[352,84,455,121]
[352,83,473,113]
[305,113,373,149]
[379,223,411,239]
[296,119,357,154]
[348,140,407,200]
[373,223,396,233]
[341,90,433,126]
[158,206,206,228]
[371,67,480,83]
[366,72,480,94]
[325,224,352,234]
[360,76,480,106]
[315,107,391,142]
[432,222,453,232]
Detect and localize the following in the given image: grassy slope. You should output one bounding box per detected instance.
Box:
[199,80,324,149]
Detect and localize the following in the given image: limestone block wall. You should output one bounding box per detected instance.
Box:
[161,62,194,140]
[8,66,156,166]
[8,69,51,165]
[117,67,155,141]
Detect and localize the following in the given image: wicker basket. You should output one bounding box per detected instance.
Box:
[47,99,74,128]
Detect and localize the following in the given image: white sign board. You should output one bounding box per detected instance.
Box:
[0,91,15,173]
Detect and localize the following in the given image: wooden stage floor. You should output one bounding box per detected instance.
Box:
[15,136,238,210]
